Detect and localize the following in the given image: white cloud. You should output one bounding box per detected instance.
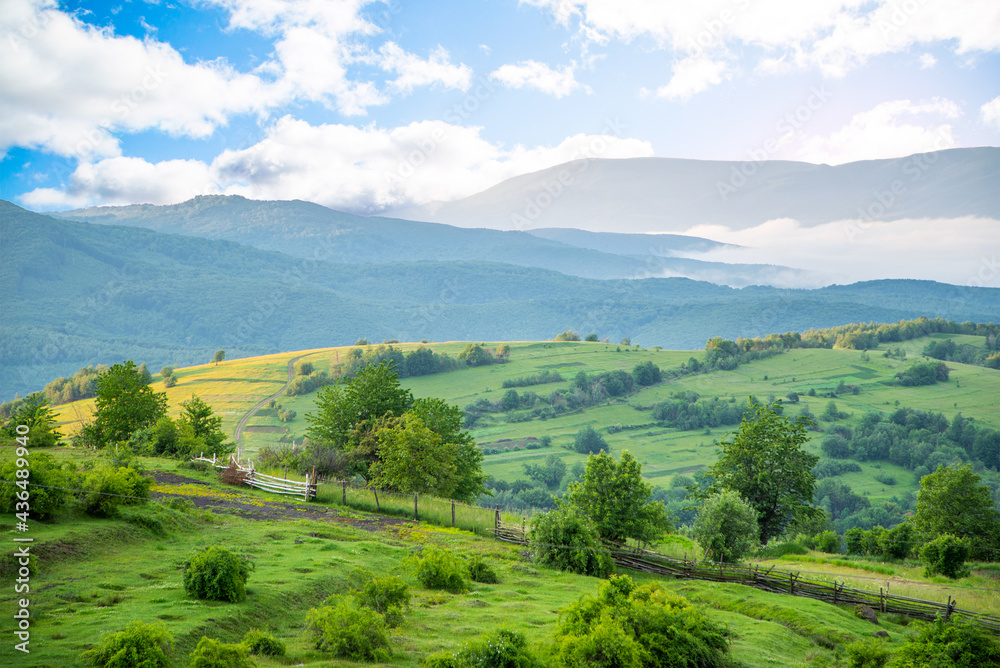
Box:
[490,60,589,98]
[919,53,937,68]
[21,117,653,211]
[379,43,472,93]
[787,98,960,164]
[653,56,729,101]
[524,0,1000,77]
[982,96,1000,131]
[677,216,1000,288]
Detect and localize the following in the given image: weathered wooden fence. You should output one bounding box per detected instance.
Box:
[192,453,317,501]
[495,515,1000,634]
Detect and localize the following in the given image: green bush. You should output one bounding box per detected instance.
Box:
[814,530,841,554]
[189,637,255,668]
[354,575,410,627]
[878,522,913,560]
[920,534,970,579]
[241,629,284,657]
[887,617,1000,667]
[0,452,73,520]
[183,546,254,602]
[80,620,172,668]
[80,465,151,517]
[554,575,736,668]
[457,629,540,668]
[468,555,501,584]
[845,636,891,668]
[755,541,808,559]
[306,597,391,661]
[415,546,469,593]
[421,650,464,668]
[692,490,760,563]
[530,507,614,578]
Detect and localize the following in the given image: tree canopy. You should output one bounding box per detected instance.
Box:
[1,392,62,448]
[693,490,760,563]
[914,464,1000,560]
[87,361,168,447]
[564,450,672,545]
[705,399,819,545]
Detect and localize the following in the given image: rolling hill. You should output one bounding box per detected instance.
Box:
[4,200,1000,400]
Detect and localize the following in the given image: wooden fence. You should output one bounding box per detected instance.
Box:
[192,453,317,501]
[494,514,1000,634]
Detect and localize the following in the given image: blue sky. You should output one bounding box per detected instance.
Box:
[1,0,998,214]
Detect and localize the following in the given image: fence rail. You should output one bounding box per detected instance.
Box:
[192,453,317,501]
[494,515,1000,634]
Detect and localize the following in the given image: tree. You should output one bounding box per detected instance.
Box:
[457,343,493,367]
[524,454,567,489]
[693,490,760,562]
[496,343,511,360]
[573,425,609,454]
[305,361,413,477]
[530,507,614,577]
[88,361,168,447]
[213,350,225,365]
[564,450,672,545]
[369,414,456,497]
[585,333,599,342]
[407,397,486,502]
[631,361,662,386]
[913,464,1000,560]
[705,400,819,545]
[178,395,227,452]
[555,331,581,341]
[1,392,62,448]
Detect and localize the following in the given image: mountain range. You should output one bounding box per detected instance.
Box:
[4,196,1000,400]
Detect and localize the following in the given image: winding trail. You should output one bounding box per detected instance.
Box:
[233,354,308,457]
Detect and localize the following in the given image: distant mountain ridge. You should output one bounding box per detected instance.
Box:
[50,195,812,287]
[391,147,1000,233]
[3,200,999,400]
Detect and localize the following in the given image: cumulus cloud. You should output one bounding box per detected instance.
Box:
[652,56,729,100]
[676,216,1000,288]
[788,98,959,164]
[982,96,1000,131]
[21,117,653,212]
[524,0,1000,79]
[490,60,589,98]
[0,0,474,156]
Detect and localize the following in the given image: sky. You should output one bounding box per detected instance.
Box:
[1,0,999,218]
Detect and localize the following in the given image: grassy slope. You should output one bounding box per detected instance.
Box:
[0,456,917,668]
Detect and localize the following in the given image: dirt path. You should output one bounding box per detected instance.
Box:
[150,471,412,532]
[232,354,308,456]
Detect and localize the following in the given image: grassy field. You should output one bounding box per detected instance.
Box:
[0,460,945,668]
[50,337,1000,508]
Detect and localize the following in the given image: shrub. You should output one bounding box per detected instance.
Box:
[888,617,1000,667]
[306,597,391,661]
[415,546,469,593]
[814,530,841,554]
[468,555,501,584]
[920,534,970,579]
[755,541,808,559]
[354,575,410,627]
[457,629,540,668]
[573,425,609,454]
[79,465,151,517]
[183,546,254,602]
[845,636,891,668]
[554,575,735,668]
[422,650,464,668]
[878,522,913,560]
[80,620,172,668]
[189,637,255,668]
[241,629,284,657]
[530,507,614,578]
[692,490,759,563]
[0,452,73,520]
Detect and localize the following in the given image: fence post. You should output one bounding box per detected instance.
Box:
[414,493,419,521]
[342,481,347,506]
[374,487,380,512]
[495,506,500,536]
[451,500,456,527]
[945,596,953,621]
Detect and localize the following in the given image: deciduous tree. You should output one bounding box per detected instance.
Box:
[704,400,819,544]
[88,361,168,447]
